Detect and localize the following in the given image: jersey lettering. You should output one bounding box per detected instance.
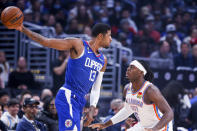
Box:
[126,98,143,107]
[85,57,102,71]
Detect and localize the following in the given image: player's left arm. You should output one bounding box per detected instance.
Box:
[89,56,107,108]
[84,56,107,126]
[145,85,174,131]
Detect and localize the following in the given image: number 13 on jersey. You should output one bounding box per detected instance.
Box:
[89,70,96,81]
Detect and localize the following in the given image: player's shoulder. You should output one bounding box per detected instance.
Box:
[145,83,160,96]
[64,37,83,45]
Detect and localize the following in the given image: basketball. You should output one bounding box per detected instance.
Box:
[1,6,24,28]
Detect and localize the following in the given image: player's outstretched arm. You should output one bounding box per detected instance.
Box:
[89,103,134,130]
[145,85,174,131]
[13,24,81,51]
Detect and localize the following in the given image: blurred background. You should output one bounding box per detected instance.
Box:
[0,0,197,130]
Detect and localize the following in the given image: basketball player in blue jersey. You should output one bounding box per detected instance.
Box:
[89,60,174,131]
[10,23,112,131]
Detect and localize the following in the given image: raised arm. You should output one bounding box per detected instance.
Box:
[10,24,83,54]
[145,85,174,131]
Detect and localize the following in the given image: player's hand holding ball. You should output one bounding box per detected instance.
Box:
[1,6,23,31]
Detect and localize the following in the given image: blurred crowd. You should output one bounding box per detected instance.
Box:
[1,0,197,70]
[1,0,197,130]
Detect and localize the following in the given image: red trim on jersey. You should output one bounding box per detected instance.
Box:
[132,81,147,95]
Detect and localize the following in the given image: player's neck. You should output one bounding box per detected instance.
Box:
[89,39,100,54]
[132,79,145,92]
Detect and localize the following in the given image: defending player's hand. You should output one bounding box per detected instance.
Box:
[83,106,95,127]
[89,123,106,130]
[125,117,138,128]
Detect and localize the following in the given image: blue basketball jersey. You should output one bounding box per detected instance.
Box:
[63,40,105,97]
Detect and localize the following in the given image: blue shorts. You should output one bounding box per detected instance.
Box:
[55,87,86,131]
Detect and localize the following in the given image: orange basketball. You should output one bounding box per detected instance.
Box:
[1,6,24,28]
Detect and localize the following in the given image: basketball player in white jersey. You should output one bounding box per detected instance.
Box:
[89,60,174,131]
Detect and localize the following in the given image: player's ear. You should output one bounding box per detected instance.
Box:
[139,70,144,76]
[97,33,103,40]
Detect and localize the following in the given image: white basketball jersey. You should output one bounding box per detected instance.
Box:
[125,81,173,131]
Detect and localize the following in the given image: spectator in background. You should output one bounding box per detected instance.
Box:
[174,42,193,70]
[150,40,174,69]
[108,1,122,30]
[16,0,26,11]
[51,51,69,95]
[23,9,33,23]
[0,90,10,112]
[7,56,36,97]
[190,88,197,105]
[33,12,42,25]
[120,8,138,34]
[174,13,186,40]
[83,104,102,131]
[160,24,182,55]
[182,11,193,35]
[65,18,80,34]
[187,101,197,130]
[117,19,134,47]
[184,28,197,46]
[55,22,66,38]
[138,15,160,44]
[153,11,162,32]
[76,5,93,32]
[0,103,7,131]
[0,51,9,89]
[1,98,20,130]
[135,6,150,30]
[104,99,124,131]
[36,97,58,131]
[55,10,67,27]
[98,8,110,25]
[32,94,43,111]
[162,80,190,130]
[192,45,197,68]
[83,26,92,38]
[47,14,56,27]
[132,37,154,57]
[40,89,53,101]
[16,98,46,131]
[18,90,32,119]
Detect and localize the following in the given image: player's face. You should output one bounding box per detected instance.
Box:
[126,65,141,82]
[102,30,112,48]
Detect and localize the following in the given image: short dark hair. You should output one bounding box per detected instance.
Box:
[43,96,53,112]
[92,23,111,37]
[7,98,19,107]
[20,90,32,103]
[138,60,154,82]
[0,90,9,98]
